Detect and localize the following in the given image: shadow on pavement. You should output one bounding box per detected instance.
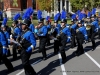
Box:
[37,59,60,75]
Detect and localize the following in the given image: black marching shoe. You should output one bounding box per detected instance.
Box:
[78,51,84,56]
[54,50,58,54]
[62,59,67,64]
[7,68,14,73]
[75,51,79,56]
[70,44,76,49]
[0,60,1,64]
[37,50,41,53]
[75,51,84,56]
[46,43,50,46]
[61,51,67,64]
[43,57,47,60]
[92,46,96,51]
[70,46,74,48]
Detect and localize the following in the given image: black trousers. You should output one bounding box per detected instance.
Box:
[12,44,17,60]
[54,40,59,53]
[39,37,47,58]
[86,30,91,41]
[59,33,67,62]
[7,48,11,56]
[70,28,76,48]
[0,48,14,71]
[20,49,36,75]
[46,34,50,45]
[76,31,84,55]
[70,35,76,48]
[91,32,98,48]
[76,38,84,54]
[98,29,100,39]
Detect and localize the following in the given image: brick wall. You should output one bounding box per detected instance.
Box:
[4,0,32,11]
[4,0,21,11]
[27,0,32,8]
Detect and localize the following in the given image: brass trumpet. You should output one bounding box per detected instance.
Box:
[86,24,91,30]
[96,12,99,17]
[76,29,79,33]
[98,21,100,26]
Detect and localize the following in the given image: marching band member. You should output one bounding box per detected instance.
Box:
[45,16,51,46]
[85,12,92,42]
[98,14,100,39]
[75,13,88,56]
[70,14,77,48]
[91,8,99,50]
[20,7,37,75]
[11,13,21,60]
[1,18,11,56]
[60,19,71,63]
[37,10,48,60]
[55,11,61,30]
[0,20,14,72]
[51,13,60,54]
[59,10,71,63]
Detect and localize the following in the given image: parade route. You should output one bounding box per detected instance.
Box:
[0,39,100,75]
[0,1,100,75]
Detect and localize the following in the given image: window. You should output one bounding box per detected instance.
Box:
[33,0,36,9]
[22,0,27,9]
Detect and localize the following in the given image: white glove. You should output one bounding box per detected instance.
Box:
[10,34,13,39]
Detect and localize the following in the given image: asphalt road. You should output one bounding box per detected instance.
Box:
[0,39,100,75]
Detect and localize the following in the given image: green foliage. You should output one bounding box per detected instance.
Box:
[37,0,54,12]
[0,0,3,2]
[70,0,100,12]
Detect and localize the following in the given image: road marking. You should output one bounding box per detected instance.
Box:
[16,70,24,75]
[65,46,100,68]
[58,53,67,75]
[16,59,42,75]
[85,52,100,68]
[16,45,100,75]
[65,47,100,51]
[16,52,54,75]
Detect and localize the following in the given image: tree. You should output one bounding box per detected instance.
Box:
[37,0,54,12]
[94,0,100,7]
[69,0,100,12]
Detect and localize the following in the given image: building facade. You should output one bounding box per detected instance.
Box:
[53,0,71,16]
[2,0,71,18]
[3,0,32,18]
[55,0,71,13]
[36,0,71,16]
